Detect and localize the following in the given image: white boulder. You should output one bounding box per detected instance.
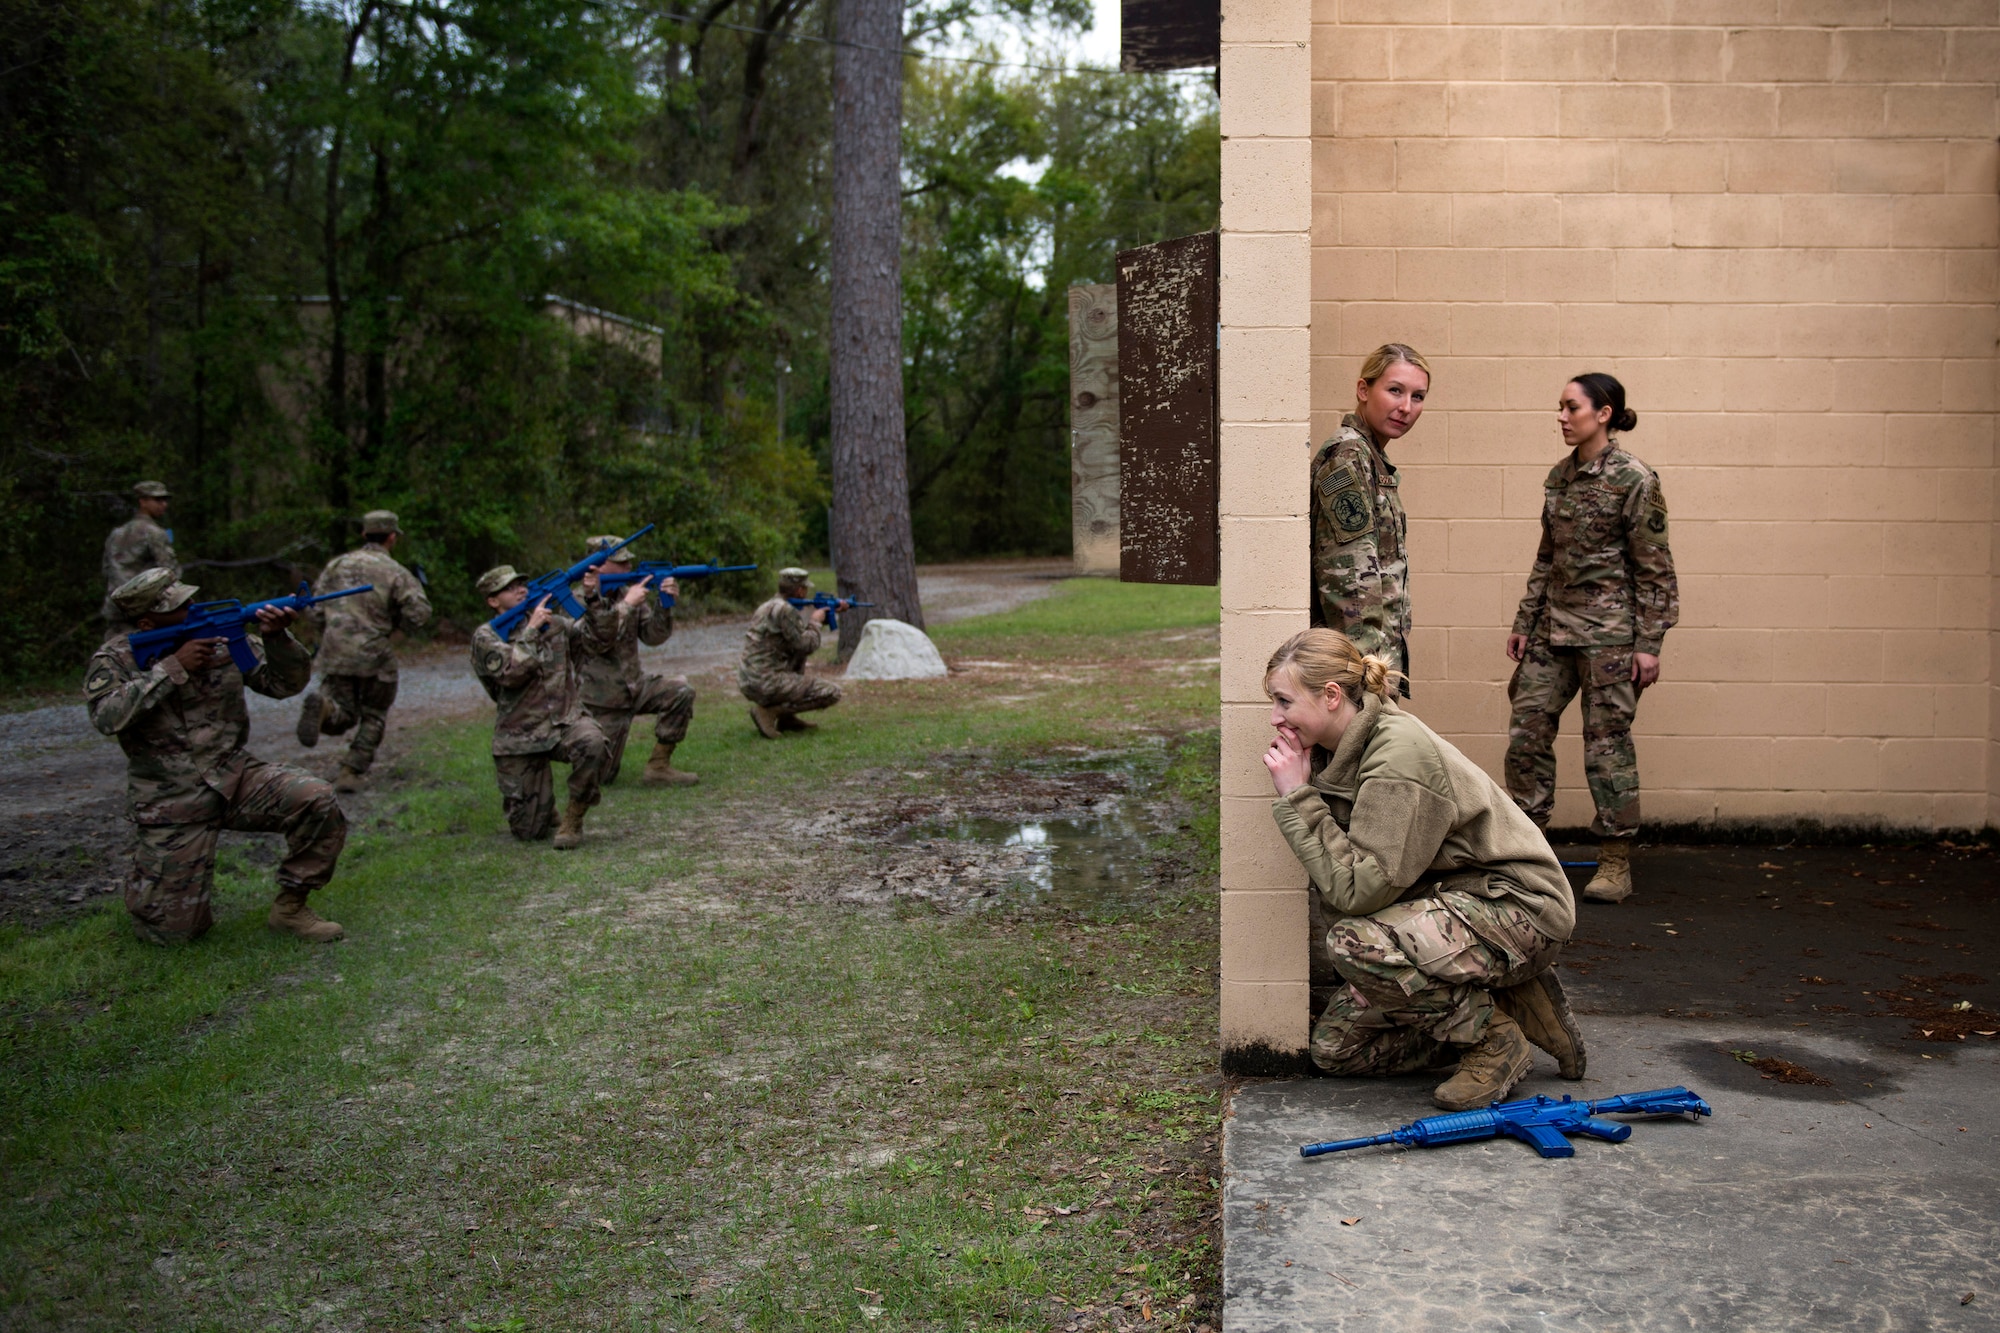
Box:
[843,618,948,681]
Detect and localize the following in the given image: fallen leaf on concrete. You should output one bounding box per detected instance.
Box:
[1340,1216,1361,1226]
[1963,1293,1976,1306]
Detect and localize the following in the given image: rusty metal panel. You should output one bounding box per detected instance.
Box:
[1116,231,1217,587]
[1121,0,1217,71]
[1068,283,1121,577]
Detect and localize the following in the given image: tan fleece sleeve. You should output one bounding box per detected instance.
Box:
[1270,786,1408,918]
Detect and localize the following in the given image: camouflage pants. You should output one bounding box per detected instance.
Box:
[583,674,695,784]
[1311,889,1562,1075]
[492,718,609,842]
[127,760,348,944]
[739,670,842,715]
[315,673,398,774]
[1505,637,1640,838]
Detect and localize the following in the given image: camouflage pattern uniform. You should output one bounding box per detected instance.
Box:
[1505,444,1678,838]
[470,587,616,841]
[86,572,346,943]
[1310,414,1411,693]
[577,589,694,783]
[738,597,842,716]
[101,488,179,629]
[301,524,432,775]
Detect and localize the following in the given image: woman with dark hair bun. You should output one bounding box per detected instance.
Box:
[1502,373,1678,905]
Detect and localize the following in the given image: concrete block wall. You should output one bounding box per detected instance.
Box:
[1304,0,1999,833]
[1220,0,1315,1066]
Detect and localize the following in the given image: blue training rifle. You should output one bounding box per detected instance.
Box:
[486,524,654,642]
[1300,1086,1712,1160]
[594,561,758,608]
[129,582,375,675]
[786,593,874,631]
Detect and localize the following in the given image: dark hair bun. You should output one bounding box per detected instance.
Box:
[1613,408,1638,433]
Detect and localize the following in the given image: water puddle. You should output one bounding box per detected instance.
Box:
[906,799,1158,914]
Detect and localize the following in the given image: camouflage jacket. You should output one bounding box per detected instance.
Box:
[85,627,312,823]
[1511,444,1679,654]
[309,543,433,679]
[1311,415,1411,679]
[100,516,178,616]
[470,607,617,757]
[576,591,673,711]
[738,596,820,684]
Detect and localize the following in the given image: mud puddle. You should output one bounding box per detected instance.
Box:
[902,799,1157,914]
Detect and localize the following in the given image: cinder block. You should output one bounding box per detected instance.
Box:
[1219,979,1309,1051]
[1719,356,1834,410]
[1823,467,1941,522]
[1827,250,1946,303]
[1221,889,1310,982]
[1778,303,1904,359]
[1455,0,1564,22]
[1827,575,1941,629]
[1224,138,1313,234]
[1724,248,1839,302]
[1504,248,1615,302]
[1761,413,1886,467]
[1310,298,1342,356]
[1616,27,1728,82]
[1827,684,1937,738]
[1945,30,2000,84]
[1880,521,1987,575]
[1941,358,1997,412]
[1397,137,1513,192]
[1779,0,1888,23]
[1221,326,1313,422]
[1769,737,1883,790]
[1836,28,1945,81]
[1314,137,1396,192]
[1932,468,1994,522]
[1340,0,1447,20]
[1337,300,1454,356]
[1612,360,1730,413]
[1447,84,1561,137]
[1223,43,1314,139]
[1395,246,1506,301]
[1220,232,1312,330]
[1221,518,1312,613]
[1681,573,1831,629]
[1392,25,1507,81]
[1222,703,1281,796]
[1224,0,1312,42]
[1446,517,1544,572]
[1644,736,1775,789]
[1505,26,1615,81]
[1453,193,1562,247]
[1615,248,1733,302]
[1312,24,1392,81]
[1832,360,1945,413]
[1221,422,1315,516]
[1778,86,1886,138]
[1885,85,1997,137]
[1726,140,1836,194]
[1621,141,1728,193]
[1452,303,1560,356]
[1669,85,1780,138]
[1563,193,1673,247]
[1892,195,1999,249]
[1884,303,1999,358]
[1341,82,1449,137]
[1880,739,1985,792]
[1506,139,1619,194]
[1669,627,1777,681]
[1715,790,1818,822]
[1560,85,1670,138]
[1947,139,1999,193]
[1665,303,1783,357]
[1500,358,1579,411]
[1560,302,1669,357]
[1314,246,1396,302]
[1824,791,1932,825]
[1672,194,1783,247]
[1223,611,1312,703]
[1726,28,1833,82]
[1930,683,1988,738]
[1425,355,1508,410]
[1773,629,1886,683]
[1933,793,1987,831]
[1834,141,1949,194]
[1341,192,1452,246]
[1893,0,1996,30]
[1687,681,1828,738]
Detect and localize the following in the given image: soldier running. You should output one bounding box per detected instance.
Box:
[572,535,699,786]
[101,481,179,634]
[295,510,432,791]
[1311,345,1429,694]
[470,564,632,848]
[86,568,348,945]
[738,567,842,739]
[1504,373,1679,905]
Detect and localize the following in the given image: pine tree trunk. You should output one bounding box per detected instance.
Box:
[828,0,922,655]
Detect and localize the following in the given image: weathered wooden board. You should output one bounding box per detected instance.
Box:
[1121,0,1218,71]
[1068,283,1120,577]
[1116,232,1217,587]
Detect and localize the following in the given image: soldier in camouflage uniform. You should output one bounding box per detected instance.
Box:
[101,481,180,632]
[1505,374,1678,904]
[738,568,841,739]
[572,536,699,786]
[86,568,347,945]
[295,510,432,791]
[470,564,632,848]
[1311,345,1430,694]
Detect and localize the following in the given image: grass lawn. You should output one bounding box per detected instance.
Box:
[0,578,1225,1331]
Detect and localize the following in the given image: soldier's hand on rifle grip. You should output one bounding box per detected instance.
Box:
[254,606,297,633]
[1632,652,1660,691]
[1506,633,1529,663]
[808,607,828,626]
[580,569,599,597]
[620,578,651,608]
[525,596,554,634]
[659,576,678,600]
[173,638,227,672]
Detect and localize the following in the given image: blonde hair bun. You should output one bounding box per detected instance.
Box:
[1265,629,1406,704]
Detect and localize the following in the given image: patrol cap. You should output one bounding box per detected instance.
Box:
[778,566,811,585]
[111,567,198,617]
[361,509,400,536]
[585,534,640,561]
[132,480,171,500]
[475,564,528,598]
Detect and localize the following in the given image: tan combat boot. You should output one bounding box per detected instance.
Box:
[1583,840,1634,904]
[777,713,815,732]
[1494,968,1587,1079]
[748,704,782,739]
[641,743,700,786]
[552,799,591,849]
[295,690,324,748]
[268,890,344,942]
[334,766,365,793]
[1433,1010,1534,1111]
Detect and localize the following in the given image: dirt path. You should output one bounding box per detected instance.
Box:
[0,559,1070,924]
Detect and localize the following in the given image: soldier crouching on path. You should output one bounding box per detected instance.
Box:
[470,564,635,848]
[574,535,698,786]
[1263,628,1583,1111]
[738,567,842,739]
[86,568,347,945]
[102,480,179,635]
[296,509,432,791]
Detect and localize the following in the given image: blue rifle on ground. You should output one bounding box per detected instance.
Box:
[485,524,655,642]
[130,583,375,675]
[1300,1086,1712,1161]
[593,561,758,608]
[786,593,874,632]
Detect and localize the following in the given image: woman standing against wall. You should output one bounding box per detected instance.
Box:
[1504,373,1679,904]
[1311,344,1429,695]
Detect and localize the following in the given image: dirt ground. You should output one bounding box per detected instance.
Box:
[0,559,1071,927]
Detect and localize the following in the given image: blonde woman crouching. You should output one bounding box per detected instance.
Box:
[1262,627,1584,1110]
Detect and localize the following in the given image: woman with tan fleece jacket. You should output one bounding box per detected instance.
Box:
[1262,628,1585,1110]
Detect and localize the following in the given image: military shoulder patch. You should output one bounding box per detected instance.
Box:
[1640,504,1669,543]
[1316,462,1358,500]
[1326,479,1374,542]
[85,663,116,696]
